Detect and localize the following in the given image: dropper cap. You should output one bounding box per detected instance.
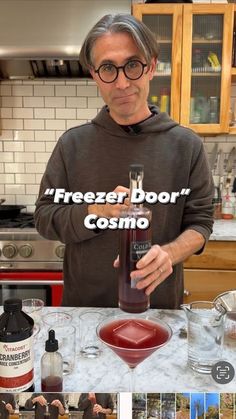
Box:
[45,329,58,352]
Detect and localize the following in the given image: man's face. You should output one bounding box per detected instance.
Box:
[90,32,156,125]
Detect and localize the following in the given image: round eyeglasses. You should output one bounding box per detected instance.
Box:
[94,60,148,83]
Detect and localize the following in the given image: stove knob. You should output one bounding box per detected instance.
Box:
[19,244,33,258]
[2,244,17,259]
[55,245,65,259]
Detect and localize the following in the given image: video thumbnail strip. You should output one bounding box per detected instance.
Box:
[132,392,236,419]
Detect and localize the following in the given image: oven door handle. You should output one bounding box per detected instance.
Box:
[0,279,64,285]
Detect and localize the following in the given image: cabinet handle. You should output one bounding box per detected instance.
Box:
[184,289,191,296]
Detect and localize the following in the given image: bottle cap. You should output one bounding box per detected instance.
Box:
[4,298,22,312]
[130,164,144,173]
[45,329,59,352]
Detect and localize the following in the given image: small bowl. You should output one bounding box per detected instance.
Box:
[214,290,236,321]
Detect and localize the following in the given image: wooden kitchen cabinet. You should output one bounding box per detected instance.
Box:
[183,241,236,303]
[132,4,234,134]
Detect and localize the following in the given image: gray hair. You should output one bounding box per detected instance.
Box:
[79,14,159,70]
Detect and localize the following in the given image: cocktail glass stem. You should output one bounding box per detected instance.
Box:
[128,366,136,392]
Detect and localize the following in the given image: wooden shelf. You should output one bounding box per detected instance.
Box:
[192,39,222,43]
[191,72,221,76]
[154,72,171,77]
[229,125,236,134]
[231,67,236,75]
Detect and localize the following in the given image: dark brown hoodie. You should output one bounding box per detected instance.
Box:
[34,105,214,308]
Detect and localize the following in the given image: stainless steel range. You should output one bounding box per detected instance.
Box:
[0,213,64,306]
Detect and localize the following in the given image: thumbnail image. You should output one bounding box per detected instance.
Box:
[147,393,161,418]
[191,393,204,419]
[161,393,175,419]
[132,393,147,419]
[176,393,190,419]
[205,393,219,419]
[220,393,234,419]
[0,392,118,419]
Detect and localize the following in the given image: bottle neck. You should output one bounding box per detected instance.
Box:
[129,171,143,208]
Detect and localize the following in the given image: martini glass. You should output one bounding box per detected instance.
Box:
[96,313,172,391]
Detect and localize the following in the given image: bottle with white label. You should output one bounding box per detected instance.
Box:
[0,298,34,392]
[118,164,152,313]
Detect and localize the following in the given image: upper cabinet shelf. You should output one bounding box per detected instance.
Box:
[132,4,234,135]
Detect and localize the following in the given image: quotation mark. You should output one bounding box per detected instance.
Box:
[180,188,191,196]
[45,188,55,196]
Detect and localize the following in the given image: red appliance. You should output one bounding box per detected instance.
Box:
[0,214,64,306]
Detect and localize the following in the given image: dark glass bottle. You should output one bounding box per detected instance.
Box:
[118,164,152,313]
[0,298,34,391]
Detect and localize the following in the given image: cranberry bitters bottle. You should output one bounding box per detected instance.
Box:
[118,164,152,313]
[41,329,63,392]
[0,298,34,392]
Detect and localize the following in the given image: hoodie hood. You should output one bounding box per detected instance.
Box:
[91,105,178,137]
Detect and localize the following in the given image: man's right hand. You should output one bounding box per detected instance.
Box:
[88,186,129,218]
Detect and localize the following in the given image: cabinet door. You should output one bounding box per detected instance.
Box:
[181,5,234,134]
[132,4,183,121]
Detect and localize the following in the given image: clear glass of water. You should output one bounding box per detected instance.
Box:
[182,301,226,374]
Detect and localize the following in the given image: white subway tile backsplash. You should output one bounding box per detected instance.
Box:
[35,131,56,141]
[45,97,65,108]
[36,174,43,184]
[0,152,14,162]
[26,184,40,194]
[0,130,14,140]
[14,152,35,163]
[66,97,87,108]
[56,108,76,119]
[4,142,24,152]
[5,163,25,173]
[0,173,15,183]
[0,85,11,96]
[55,86,76,96]
[0,185,4,194]
[34,108,55,119]
[1,96,23,107]
[46,119,65,130]
[77,85,97,97]
[44,80,65,85]
[1,108,12,118]
[24,119,45,130]
[34,85,55,96]
[36,153,51,163]
[13,108,34,119]
[5,184,25,195]
[14,130,34,141]
[16,195,36,205]
[77,108,98,119]
[0,164,4,173]
[15,173,36,184]
[2,195,16,204]
[25,163,45,173]
[25,142,45,152]
[12,85,33,96]
[1,119,23,130]
[23,97,44,108]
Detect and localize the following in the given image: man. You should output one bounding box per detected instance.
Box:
[25,394,65,419]
[78,393,114,419]
[35,14,214,308]
[0,394,15,419]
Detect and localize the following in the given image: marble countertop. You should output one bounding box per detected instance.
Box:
[210,219,236,241]
[32,307,236,393]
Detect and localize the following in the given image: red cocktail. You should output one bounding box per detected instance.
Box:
[97,314,172,390]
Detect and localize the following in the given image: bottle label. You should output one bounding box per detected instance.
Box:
[130,240,151,262]
[130,240,151,289]
[0,336,34,392]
